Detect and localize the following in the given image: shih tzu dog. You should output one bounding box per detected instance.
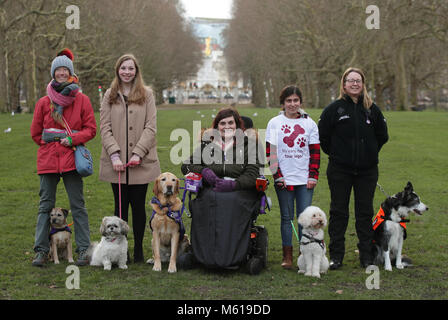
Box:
[297,206,329,278]
[89,216,129,271]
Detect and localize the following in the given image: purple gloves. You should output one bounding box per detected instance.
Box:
[201,168,218,186]
[213,178,236,192]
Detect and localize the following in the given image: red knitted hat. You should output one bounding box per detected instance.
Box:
[57,48,74,61]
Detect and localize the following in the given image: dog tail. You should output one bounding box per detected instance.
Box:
[86,242,98,262]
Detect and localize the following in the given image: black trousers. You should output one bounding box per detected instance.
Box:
[111,183,148,260]
[326,162,378,263]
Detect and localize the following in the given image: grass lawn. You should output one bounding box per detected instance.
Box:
[0,106,447,300]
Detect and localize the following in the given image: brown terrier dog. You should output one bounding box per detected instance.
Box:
[147,172,190,273]
[49,208,74,264]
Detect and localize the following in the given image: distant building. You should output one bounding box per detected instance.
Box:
[166,17,250,104]
[188,17,233,90]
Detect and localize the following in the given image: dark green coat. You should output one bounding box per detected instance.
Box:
[181,135,261,190]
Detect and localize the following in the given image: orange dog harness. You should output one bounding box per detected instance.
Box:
[372,207,407,231]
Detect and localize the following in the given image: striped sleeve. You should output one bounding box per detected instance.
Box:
[308,143,320,181]
[266,141,284,181]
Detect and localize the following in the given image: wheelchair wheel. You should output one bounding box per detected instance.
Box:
[255,226,268,268]
[246,257,263,275]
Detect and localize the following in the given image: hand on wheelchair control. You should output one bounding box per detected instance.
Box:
[202,168,218,186]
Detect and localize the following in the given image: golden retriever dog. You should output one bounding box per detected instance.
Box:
[147,172,190,273]
[49,208,74,264]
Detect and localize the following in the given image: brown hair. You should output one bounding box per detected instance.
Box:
[109,54,147,105]
[212,107,245,130]
[279,85,303,106]
[338,67,373,110]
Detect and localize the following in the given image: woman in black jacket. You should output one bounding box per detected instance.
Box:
[318,67,388,270]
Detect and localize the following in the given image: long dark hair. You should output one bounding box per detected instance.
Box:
[279,85,303,106]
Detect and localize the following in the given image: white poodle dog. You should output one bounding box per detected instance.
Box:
[297,206,329,278]
[89,216,129,271]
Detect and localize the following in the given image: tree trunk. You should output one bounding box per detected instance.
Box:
[394,41,408,111]
[0,33,6,112]
[251,73,267,108]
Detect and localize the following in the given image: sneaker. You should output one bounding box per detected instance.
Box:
[76,249,89,266]
[32,251,48,267]
[329,259,342,270]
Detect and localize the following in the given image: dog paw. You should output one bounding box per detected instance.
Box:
[119,264,128,270]
[396,263,404,269]
[146,258,154,264]
[168,266,177,273]
[298,269,306,274]
[312,273,321,278]
[54,260,60,265]
[104,265,112,271]
[68,259,74,263]
[305,272,312,277]
[152,264,162,272]
[385,265,392,272]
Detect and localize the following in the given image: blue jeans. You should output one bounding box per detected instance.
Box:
[275,185,314,246]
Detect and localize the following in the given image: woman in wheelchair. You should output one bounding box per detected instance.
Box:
[180,107,265,271]
[181,107,260,191]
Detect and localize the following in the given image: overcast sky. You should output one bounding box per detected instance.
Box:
[180,0,233,19]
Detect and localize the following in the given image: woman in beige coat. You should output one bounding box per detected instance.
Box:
[99,53,161,262]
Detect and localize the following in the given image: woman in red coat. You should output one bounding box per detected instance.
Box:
[30,49,97,267]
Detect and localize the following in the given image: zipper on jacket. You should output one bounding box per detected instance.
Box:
[354,102,360,168]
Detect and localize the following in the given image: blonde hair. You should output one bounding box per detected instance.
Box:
[338,67,373,110]
[109,54,147,105]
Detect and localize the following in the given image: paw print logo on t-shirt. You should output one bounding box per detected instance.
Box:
[297,137,306,148]
[281,124,291,134]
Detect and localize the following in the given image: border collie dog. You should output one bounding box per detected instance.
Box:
[373,181,428,271]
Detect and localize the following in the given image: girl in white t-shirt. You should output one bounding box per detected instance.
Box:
[265,85,320,269]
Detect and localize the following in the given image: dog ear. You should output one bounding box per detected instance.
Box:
[120,219,130,235]
[298,213,307,228]
[100,217,108,236]
[62,208,69,218]
[153,177,160,196]
[405,181,413,193]
[175,177,180,195]
[320,210,328,227]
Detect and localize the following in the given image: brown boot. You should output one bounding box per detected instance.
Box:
[281,246,293,269]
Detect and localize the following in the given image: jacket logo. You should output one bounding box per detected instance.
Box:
[338,115,350,121]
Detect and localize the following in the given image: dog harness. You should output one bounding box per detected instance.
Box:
[149,196,185,240]
[372,207,407,231]
[49,225,72,239]
[301,233,325,250]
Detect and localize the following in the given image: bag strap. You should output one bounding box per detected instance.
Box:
[48,96,73,136]
[61,116,73,136]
